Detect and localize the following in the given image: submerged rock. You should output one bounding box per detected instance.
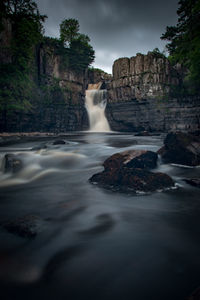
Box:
[2,215,42,238]
[158,132,200,166]
[183,178,200,188]
[53,139,66,145]
[90,149,174,193]
[3,154,23,173]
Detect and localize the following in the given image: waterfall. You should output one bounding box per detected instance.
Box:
[85,83,111,132]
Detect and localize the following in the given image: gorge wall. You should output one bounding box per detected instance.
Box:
[106,53,200,132]
[1,18,199,134]
[0,19,89,132]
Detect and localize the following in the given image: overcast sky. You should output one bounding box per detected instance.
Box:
[35,0,179,74]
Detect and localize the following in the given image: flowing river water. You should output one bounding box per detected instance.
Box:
[0,132,200,300]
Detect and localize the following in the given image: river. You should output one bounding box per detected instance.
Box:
[0,132,200,300]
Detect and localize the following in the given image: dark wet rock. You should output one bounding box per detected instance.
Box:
[183,178,200,188]
[158,132,200,166]
[53,139,66,145]
[90,150,174,193]
[2,215,42,238]
[3,154,23,173]
[103,150,158,171]
[90,167,174,193]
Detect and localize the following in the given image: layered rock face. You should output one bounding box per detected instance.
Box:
[0,41,89,132]
[39,43,87,106]
[106,53,200,132]
[106,96,200,132]
[87,68,112,86]
[0,18,12,64]
[108,52,180,101]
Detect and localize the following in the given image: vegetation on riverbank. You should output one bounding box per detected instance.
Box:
[161,0,200,94]
[0,0,95,118]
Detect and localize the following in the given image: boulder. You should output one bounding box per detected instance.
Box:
[90,167,174,193]
[53,139,66,145]
[2,215,42,238]
[3,154,23,173]
[183,178,200,188]
[158,132,200,166]
[103,150,158,171]
[90,149,174,193]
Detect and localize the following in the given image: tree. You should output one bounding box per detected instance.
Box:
[0,0,47,122]
[59,19,95,71]
[69,34,95,71]
[1,0,47,38]
[59,18,79,47]
[1,0,46,23]
[161,0,200,92]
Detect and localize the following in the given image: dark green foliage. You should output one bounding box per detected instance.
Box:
[69,35,95,71]
[88,67,105,73]
[0,5,95,126]
[39,77,71,106]
[151,48,166,59]
[59,18,79,46]
[161,0,200,93]
[0,0,46,118]
[0,64,33,110]
[59,19,95,71]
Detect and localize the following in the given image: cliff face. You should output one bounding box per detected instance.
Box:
[39,43,87,106]
[1,21,199,134]
[108,52,181,102]
[106,97,200,132]
[106,53,200,132]
[0,38,89,132]
[36,44,88,132]
[0,18,12,64]
[87,68,112,86]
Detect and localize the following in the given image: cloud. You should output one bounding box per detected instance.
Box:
[36,0,179,73]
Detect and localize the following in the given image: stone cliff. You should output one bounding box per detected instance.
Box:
[87,68,112,87]
[106,52,200,132]
[108,52,181,101]
[0,36,89,132]
[1,20,200,134]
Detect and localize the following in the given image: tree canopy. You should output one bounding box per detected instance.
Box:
[59,18,95,71]
[0,3,95,123]
[60,18,79,47]
[69,34,95,71]
[161,0,200,92]
[0,0,47,122]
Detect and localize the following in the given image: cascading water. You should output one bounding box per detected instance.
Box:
[85,83,111,132]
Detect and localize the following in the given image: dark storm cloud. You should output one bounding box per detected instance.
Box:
[35,0,179,73]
